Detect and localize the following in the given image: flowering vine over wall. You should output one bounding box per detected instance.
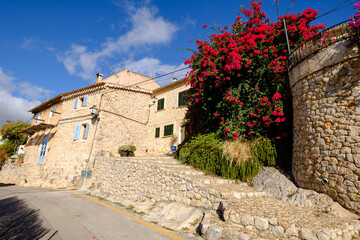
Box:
[183,0,325,141]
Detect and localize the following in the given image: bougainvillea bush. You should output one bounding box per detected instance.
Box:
[348,1,360,28]
[182,1,325,167]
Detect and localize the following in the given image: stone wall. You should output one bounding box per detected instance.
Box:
[89,156,221,210]
[290,41,360,214]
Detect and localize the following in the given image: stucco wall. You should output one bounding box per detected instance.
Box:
[147,81,189,154]
[290,41,360,214]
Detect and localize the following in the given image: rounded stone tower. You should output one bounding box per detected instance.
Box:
[289,37,360,214]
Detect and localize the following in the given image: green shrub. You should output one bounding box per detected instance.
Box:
[250,137,277,167]
[118,145,136,153]
[178,134,277,181]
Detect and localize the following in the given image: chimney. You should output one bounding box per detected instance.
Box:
[96,73,103,83]
[173,78,178,82]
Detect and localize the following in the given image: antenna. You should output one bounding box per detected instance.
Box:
[103,62,119,78]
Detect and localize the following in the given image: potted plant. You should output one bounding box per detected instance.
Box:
[118,145,136,157]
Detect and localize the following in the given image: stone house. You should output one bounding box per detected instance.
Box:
[22,69,189,186]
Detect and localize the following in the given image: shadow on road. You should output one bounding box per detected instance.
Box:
[0,183,15,187]
[0,197,50,240]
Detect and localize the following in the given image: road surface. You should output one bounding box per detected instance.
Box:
[0,185,198,240]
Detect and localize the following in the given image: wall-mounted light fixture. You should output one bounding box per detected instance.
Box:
[90,105,99,117]
[151,96,157,104]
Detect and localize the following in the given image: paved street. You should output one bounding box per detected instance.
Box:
[0,185,197,240]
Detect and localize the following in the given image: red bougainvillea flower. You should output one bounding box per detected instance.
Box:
[183,0,324,141]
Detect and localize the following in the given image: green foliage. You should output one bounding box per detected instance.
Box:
[178,134,276,181]
[1,121,30,143]
[0,120,30,161]
[250,137,277,166]
[118,145,136,153]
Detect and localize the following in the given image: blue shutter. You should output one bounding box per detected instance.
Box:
[84,123,89,139]
[74,124,81,140]
[74,98,78,109]
[83,95,88,107]
[35,113,39,123]
[51,106,56,117]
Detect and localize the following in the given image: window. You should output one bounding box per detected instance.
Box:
[157,98,165,111]
[74,98,79,109]
[155,127,160,138]
[35,113,41,123]
[74,124,81,140]
[51,106,56,117]
[74,95,88,109]
[83,123,89,139]
[74,123,89,140]
[164,124,173,136]
[178,90,189,107]
[82,95,88,107]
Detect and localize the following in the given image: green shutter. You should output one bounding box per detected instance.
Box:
[157,98,164,110]
[178,90,189,106]
[164,124,173,136]
[155,127,160,138]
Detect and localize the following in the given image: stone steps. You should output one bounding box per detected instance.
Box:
[120,156,360,240]
[211,195,360,240]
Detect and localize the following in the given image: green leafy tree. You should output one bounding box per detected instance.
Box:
[0,120,30,162]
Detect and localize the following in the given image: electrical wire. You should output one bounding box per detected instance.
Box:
[315,0,358,20]
[127,66,189,87]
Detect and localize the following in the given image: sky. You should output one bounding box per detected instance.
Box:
[0,0,357,125]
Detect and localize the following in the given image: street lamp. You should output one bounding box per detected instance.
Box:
[151,96,157,104]
[90,105,99,117]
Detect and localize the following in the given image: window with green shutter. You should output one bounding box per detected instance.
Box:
[157,98,165,110]
[178,90,189,107]
[155,127,160,138]
[164,124,173,136]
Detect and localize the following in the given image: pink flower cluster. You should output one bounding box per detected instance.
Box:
[349,2,360,28]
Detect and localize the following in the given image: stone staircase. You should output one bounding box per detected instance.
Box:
[118,155,360,240]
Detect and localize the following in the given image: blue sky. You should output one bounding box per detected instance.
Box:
[0,0,357,124]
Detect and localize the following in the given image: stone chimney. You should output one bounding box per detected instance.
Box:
[96,73,103,83]
[173,78,178,82]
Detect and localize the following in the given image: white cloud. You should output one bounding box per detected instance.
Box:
[0,89,40,125]
[58,4,178,81]
[0,68,52,125]
[118,57,188,86]
[21,36,39,50]
[18,82,54,100]
[0,67,16,91]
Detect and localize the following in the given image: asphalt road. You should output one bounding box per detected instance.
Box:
[0,185,198,240]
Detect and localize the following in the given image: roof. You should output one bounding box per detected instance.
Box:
[22,123,55,134]
[152,78,188,95]
[29,82,153,113]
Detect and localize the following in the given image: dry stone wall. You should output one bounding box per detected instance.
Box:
[290,41,360,214]
[89,156,219,210]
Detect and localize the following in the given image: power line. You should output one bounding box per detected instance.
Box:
[127,66,189,87]
[317,0,350,13]
[103,62,119,78]
[315,0,358,20]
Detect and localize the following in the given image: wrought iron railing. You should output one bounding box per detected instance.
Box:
[288,20,359,69]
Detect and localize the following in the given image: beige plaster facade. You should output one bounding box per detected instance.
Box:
[147,79,189,154]
[19,70,189,187]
